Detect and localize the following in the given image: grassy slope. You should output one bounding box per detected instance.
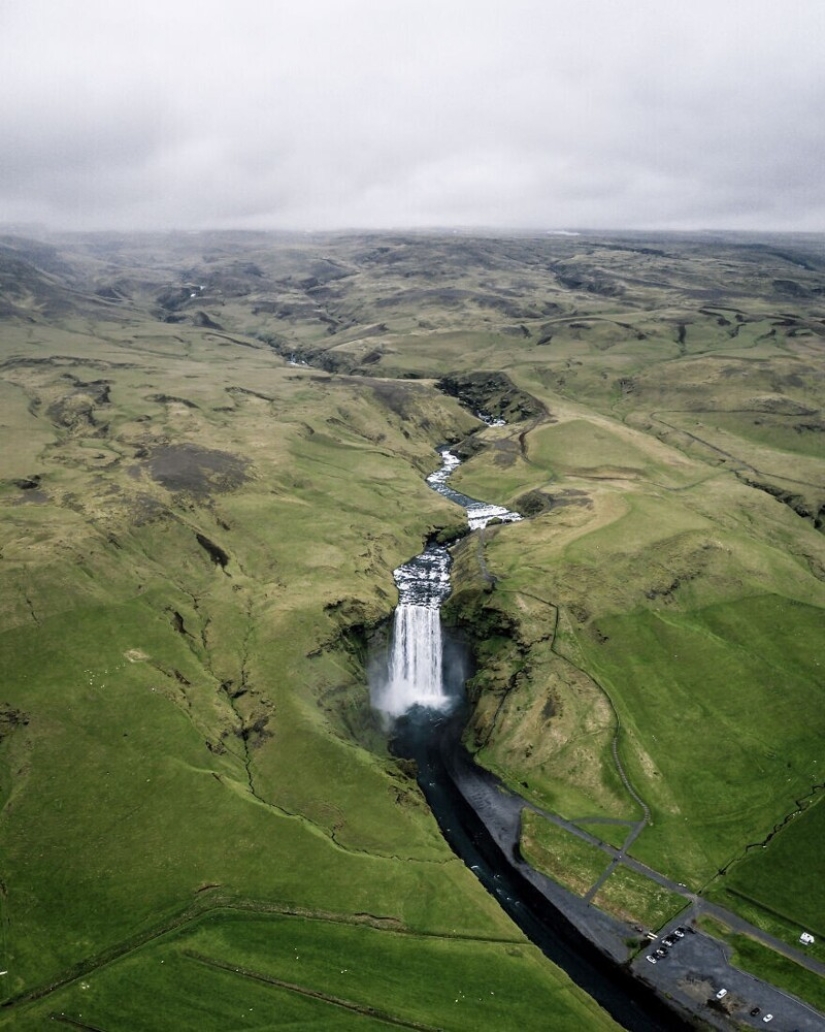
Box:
[519,811,611,896]
[12,910,611,1032]
[458,390,825,894]
[369,237,825,971]
[708,792,825,936]
[0,247,621,1029]
[2,228,825,1022]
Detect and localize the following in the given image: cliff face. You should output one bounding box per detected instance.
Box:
[441,521,636,824]
[441,536,522,742]
[437,372,547,426]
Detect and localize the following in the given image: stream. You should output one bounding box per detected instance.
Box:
[374,448,692,1032]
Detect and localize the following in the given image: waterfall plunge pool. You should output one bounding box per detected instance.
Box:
[370,447,691,1032]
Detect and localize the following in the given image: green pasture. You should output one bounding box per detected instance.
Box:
[574,821,633,851]
[519,811,610,896]
[654,409,825,491]
[708,794,825,942]
[0,389,523,1002]
[4,909,619,1031]
[470,439,825,922]
[0,595,514,985]
[591,866,686,932]
[528,419,658,478]
[575,595,825,886]
[3,228,825,1025]
[0,379,56,477]
[676,409,825,462]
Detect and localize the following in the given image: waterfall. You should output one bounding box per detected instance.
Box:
[372,448,521,720]
[383,604,447,717]
[374,544,452,717]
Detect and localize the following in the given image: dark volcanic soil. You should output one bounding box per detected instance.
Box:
[147,443,248,497]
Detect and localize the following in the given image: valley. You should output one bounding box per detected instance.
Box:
[1,228,824,1030]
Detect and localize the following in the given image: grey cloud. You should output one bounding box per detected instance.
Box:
[2,0,825,231]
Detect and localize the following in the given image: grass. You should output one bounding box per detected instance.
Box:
[4,908,620,1031]
[519,811,611,896]
[705,794,825,954]
[470,632,636,822]
[0,514,520,995]
[575,595,825,886]
[0,340,528,994]
[591,866,686,931]
[574,821,634,851]
[462,418,825,888]
[2,228,825,1026]
[528,418,657,478]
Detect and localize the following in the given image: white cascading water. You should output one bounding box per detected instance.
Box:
[373,448,522,720]
[384,604,445,716]
[376,543,452,717]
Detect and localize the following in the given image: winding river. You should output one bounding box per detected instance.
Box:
[374,449,691,1032]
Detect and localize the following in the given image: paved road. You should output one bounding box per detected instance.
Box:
[697,899,825,979]
[634,915,825,1032]
[521,797,825,983]
[446,747,825,1031]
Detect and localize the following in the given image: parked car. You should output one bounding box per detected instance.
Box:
[762,1016,773,1024]
[645,954,657,964]
[715,988,728,1000]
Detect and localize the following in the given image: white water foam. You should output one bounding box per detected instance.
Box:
[425,449,461,487]
[380,603,449,717]
[374,545,452,717]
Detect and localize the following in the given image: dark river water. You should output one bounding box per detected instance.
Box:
[378,448,693,1031]
[392,705,692,1032]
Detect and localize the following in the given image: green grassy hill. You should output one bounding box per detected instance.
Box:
[2,228,824,1026]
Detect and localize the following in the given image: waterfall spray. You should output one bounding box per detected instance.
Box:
[383,604,447,716]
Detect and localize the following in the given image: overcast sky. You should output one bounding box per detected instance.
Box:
[2,0,824,233]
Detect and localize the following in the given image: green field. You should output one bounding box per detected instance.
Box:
[577,596,825,886]
[708,794,825,941]
[9,909,614,1031]
[1,228,824,1026]
[592,867,686,932]
[519,811,610,897]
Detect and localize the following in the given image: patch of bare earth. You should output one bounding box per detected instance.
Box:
[147,443,249,497]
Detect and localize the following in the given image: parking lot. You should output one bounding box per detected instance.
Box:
[633,920,825,1031]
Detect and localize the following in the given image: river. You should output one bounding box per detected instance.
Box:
[374,448,694,1032]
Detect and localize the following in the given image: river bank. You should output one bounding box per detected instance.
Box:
[378,446,824,1031]
[392,707,696,1032]
[422,711,825,1032]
